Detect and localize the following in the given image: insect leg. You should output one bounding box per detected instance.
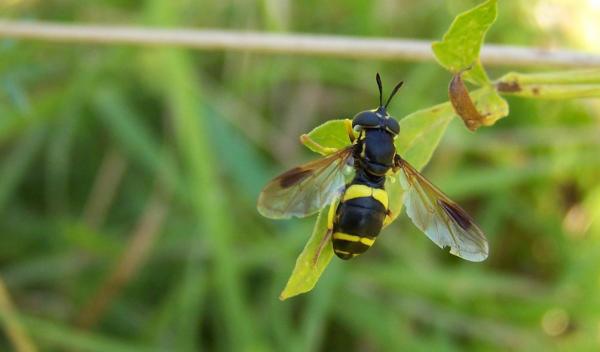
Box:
[383,209,393,227]
[300,134,339,155]
[312,198,339,266]
[392,154,403,172]
[326,196,338,230]
[312,229,333,267]
[344,119,356,143]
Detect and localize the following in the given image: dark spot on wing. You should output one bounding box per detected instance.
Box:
[278,167,313,188]
[438,199,473,230]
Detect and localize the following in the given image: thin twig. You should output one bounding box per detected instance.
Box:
[0,278,38,352]
[82,147,128,230]
[76,179,171,329]
[1,20,600,67]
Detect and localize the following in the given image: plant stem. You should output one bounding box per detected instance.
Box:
[1,20,600,68]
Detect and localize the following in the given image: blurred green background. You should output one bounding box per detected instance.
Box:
[1,0,600,351]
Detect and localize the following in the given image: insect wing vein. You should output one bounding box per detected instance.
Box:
[398,159,489,261]
[257,147,353,219]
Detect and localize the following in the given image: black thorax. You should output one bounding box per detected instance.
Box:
[352,128,396,181]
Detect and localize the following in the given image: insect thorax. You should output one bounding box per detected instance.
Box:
[353,128,396,177]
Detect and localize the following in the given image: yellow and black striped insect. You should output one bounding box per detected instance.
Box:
[257,74,488,262]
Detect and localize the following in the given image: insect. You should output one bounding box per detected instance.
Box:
[257,74,488,263]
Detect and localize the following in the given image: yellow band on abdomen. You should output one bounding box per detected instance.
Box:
[360,237,375,246]
[342,184,388,209]
[343,184,372,202]
[372,188,388,209]
[333,232,375,247]
[333,232,361,242]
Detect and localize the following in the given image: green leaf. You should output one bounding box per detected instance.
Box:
[432,0,497,85]
[500,84,600,99]
[472,86,509,126]
[302,119,353,155]
[280,103,457,299]
[496,70,600,99]
[395,102,456,170]
[498,69,600,85]
[279,208,334,300]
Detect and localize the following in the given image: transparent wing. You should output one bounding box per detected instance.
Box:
[397,158,489,261]
[257,147,353,219]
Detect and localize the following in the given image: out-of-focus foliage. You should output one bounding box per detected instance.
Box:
[1,0,600,351]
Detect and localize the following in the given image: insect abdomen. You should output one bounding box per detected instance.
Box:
[332,184,388,259]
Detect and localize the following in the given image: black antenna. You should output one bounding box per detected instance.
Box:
[384,80,404,109]
[376,73,383,108]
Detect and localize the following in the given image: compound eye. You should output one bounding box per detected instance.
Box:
[352,111,380,129]
[385,117,400,135]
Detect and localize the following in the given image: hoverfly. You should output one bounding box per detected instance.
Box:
[257,74,488,262]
